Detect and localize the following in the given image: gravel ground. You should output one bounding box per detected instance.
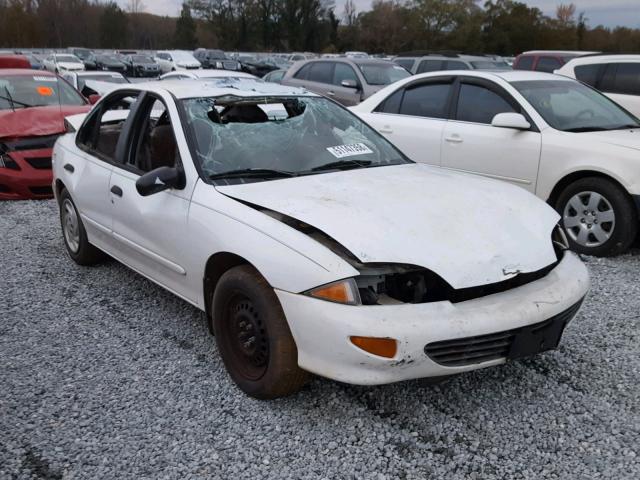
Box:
[1,199,639,480]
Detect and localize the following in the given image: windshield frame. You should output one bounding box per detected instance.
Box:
[176,94,413,185]
[511,78,640,132]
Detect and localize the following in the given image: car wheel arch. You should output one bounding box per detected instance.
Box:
[547,170,631,207]
[203,252,259,334]
[54,179,68,203]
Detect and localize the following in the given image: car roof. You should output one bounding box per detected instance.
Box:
[484,70,573,82]
[520,50,597,56]
[120,78,317,99]
[561,53,640,66]
[0,68,55,76]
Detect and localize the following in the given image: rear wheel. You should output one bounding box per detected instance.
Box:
[556,177,638,256]
[212,265,308,399]
[59,189,105,265]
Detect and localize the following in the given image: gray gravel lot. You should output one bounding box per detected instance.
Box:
[1,199,639,479]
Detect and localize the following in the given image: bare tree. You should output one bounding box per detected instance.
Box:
[344,0,357,26]
[127,0,145,14]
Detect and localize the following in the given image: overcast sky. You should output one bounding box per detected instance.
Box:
[117,0,640,29]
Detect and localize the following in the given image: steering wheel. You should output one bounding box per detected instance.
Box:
[575,109,595,121]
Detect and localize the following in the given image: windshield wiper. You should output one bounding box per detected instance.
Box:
[0,92,33,109]
[605,124,640,131]
[310,159,372,172]
[564,126,610,133]
[209,168,297,180]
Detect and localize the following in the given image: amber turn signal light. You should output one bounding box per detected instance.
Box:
[350,336,397,358]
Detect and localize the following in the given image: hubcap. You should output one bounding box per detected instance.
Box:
[61,198,80,253]
[225,295,269,380]
[563,191,615,248]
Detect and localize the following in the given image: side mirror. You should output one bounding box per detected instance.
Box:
[491,112,531,130]
[136,166,185,196]
[341,79,359,89]
[88,94,101,105]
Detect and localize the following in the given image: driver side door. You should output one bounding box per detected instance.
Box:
[108,94,198,303]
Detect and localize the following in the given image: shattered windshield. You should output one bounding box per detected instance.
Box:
[180,95,410,183]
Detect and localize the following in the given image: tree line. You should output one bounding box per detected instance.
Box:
[1,0,640,55]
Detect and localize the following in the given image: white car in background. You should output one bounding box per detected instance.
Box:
[555,54,640,118]
[43,53,85,73]
[352,70,640,256]
[60,71,129,98]
[52,79,588,398]
[154,50,201,73]
[159,69,256,81]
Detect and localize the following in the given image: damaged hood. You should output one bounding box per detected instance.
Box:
[0,105,90,139]
[217,164,560,289]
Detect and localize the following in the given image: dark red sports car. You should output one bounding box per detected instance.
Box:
[0,69,90,200]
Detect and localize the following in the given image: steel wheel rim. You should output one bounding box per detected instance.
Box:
[223,293,269,381]
[61,199,80,253]
[563,191,615,248]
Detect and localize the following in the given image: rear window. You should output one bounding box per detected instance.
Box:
[535,57,563,73]
[394,58,415,71]
[515,56,534,70]
[0,75,86,110]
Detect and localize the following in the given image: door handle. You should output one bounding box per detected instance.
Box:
[379,125,393,134]
[110,185,123,197]
[445,135,463,144]
[63,163,74,173]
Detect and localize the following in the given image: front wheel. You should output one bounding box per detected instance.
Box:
[556,177,638,256]
[59,189,105,265]
[212,265,309,399]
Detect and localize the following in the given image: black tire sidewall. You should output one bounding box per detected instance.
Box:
[212,265,306,399]
[556,177,638,256]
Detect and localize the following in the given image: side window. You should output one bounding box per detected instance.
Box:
[128,98,180,173]
[609,63,640,95]
[293,63,312,80]
[445,61,470,70]
[308,62,334,84]
[77,92,141,161]
[394,58,415,71]
[574,64,603,87]
[374,88,404,114]
[398,82,451,119]
[535,57,562,73]
[417,60,444,74]
[456,83,516,124]
[515,55,534,70]
[333,63,358,86]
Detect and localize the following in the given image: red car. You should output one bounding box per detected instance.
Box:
[0,69,90,200]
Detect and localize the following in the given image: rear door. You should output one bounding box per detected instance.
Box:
[72,90,142,248]
[298,61,335,98]
[440,77,541,192]
[358,77,454,165]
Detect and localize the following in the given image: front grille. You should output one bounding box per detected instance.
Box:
[25,157,52,169]
[424,300,583,367]
[29,185,53,196]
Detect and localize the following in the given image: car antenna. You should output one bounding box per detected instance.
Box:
[3,85,15,112]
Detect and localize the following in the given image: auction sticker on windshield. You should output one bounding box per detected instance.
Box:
[327,143,373,158]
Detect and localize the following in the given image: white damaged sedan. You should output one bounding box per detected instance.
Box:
[52,79,590,398]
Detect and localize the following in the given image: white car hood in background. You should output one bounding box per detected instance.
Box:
[218,164,560,289]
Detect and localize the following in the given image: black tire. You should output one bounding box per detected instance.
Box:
[58,189,105,266]
[555,177,638,256]
[212,265,309,399]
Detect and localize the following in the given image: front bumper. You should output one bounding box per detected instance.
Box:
[276,251,589,385]
[0,147,54,200]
